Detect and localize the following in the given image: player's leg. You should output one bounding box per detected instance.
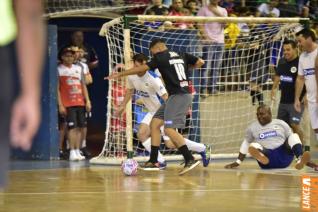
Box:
[287,103,310,151]
[81,111,92,158]
[163,94,200,175]
[287,133,310,169]
[141,104,165,170]
[66,107,81,161]
[76,106,87,160]
[58,115,67,159]
[248,142,269,165]
[163,129,210,167]
[308,102,318,145]
[138,113,166,166]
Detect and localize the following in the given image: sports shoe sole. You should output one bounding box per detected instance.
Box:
[179,160,201,176]
[248,146,269,165]
[295,151,311,170]
[139,167,160,171]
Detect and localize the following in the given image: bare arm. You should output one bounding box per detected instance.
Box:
[160,93,169,102]
[10,0,46,150]
[271,75,280,101]
[294,75,305,112]
[194,58,205,69]
[116,88,134,117]
[106,64,149,80]
[81,80,91,112]
[15,0,46,99]
[225,140,249,169]
[57,80,66,115]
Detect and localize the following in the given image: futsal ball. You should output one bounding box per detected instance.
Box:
[121,159,138,176]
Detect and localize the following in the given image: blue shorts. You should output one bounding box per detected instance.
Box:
[258,144,294,169]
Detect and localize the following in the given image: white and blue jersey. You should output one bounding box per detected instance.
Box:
[245,119,294,169]
[127,71,167,113]
[298,47,318,103]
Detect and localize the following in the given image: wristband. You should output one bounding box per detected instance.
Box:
[236,159,242,165]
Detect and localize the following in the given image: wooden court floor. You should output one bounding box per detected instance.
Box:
[1,160,318,212]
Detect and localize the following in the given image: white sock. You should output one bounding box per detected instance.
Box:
[70,149,77,158]
[185,138,205,152]
[82,139,86,148]
[66,140,70,149]
[142,138,165,164]
[76,149,83,157]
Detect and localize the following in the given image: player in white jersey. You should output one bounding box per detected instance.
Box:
[225,105,311,169]
[295,29,318,143]
[116,53,211,169]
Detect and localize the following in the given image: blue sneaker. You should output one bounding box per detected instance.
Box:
[200,144,211,167]
[159,161,167,170]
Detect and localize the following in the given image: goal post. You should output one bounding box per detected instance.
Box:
[90,15,309,165]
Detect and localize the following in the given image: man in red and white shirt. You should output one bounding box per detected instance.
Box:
[57,48,91,161]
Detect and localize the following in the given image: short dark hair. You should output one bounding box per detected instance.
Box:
[296,28,316,41]
[149,38,165,49]
[133,53,148,63]
[257,104,271,113]
[283,39,297,48]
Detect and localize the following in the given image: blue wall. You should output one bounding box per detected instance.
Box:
[11,25,59,160]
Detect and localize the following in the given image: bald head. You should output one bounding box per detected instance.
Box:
[256,105,272,126]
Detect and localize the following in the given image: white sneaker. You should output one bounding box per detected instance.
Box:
[69,150,79,161]
[76,149,86,160]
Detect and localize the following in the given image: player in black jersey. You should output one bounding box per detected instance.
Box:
[271,40,307,145]
[107,38,205,175]
[271,40,318,169]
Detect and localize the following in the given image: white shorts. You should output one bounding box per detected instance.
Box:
[141,112,170,141]
[308,102,318,129]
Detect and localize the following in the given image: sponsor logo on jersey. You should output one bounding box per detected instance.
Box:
[292,117,300,122]
[136,90,150,98]
[165,120,173,125]
[169,52,179,57]
[290,66,297,73]
[280,75,293,83]
[259,131,277,139]
[303,68,315,76]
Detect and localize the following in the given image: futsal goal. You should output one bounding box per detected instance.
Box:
[90,15,307,165]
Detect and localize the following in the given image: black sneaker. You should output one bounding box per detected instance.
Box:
[140,161,163,171]
[59,150,65,160]
[80,147,92,159]
[179,160,200,175]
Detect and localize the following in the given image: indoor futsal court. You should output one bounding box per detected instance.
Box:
[2,1,318,212]
[1,157,318,211]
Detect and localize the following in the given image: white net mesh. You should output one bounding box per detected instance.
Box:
[44,0,148,18]
[91,16,303,165]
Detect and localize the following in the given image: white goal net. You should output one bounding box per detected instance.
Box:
[91,15,305,165]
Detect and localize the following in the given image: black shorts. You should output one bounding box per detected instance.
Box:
[0,43,15,187]
[277,103,304,125]
[66,106,87,129]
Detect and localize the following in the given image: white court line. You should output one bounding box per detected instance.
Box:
[0,188,298,196]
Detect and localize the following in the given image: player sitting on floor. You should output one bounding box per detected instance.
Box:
[225,105,312,170]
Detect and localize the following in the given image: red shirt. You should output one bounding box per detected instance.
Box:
[58,64,85,107]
